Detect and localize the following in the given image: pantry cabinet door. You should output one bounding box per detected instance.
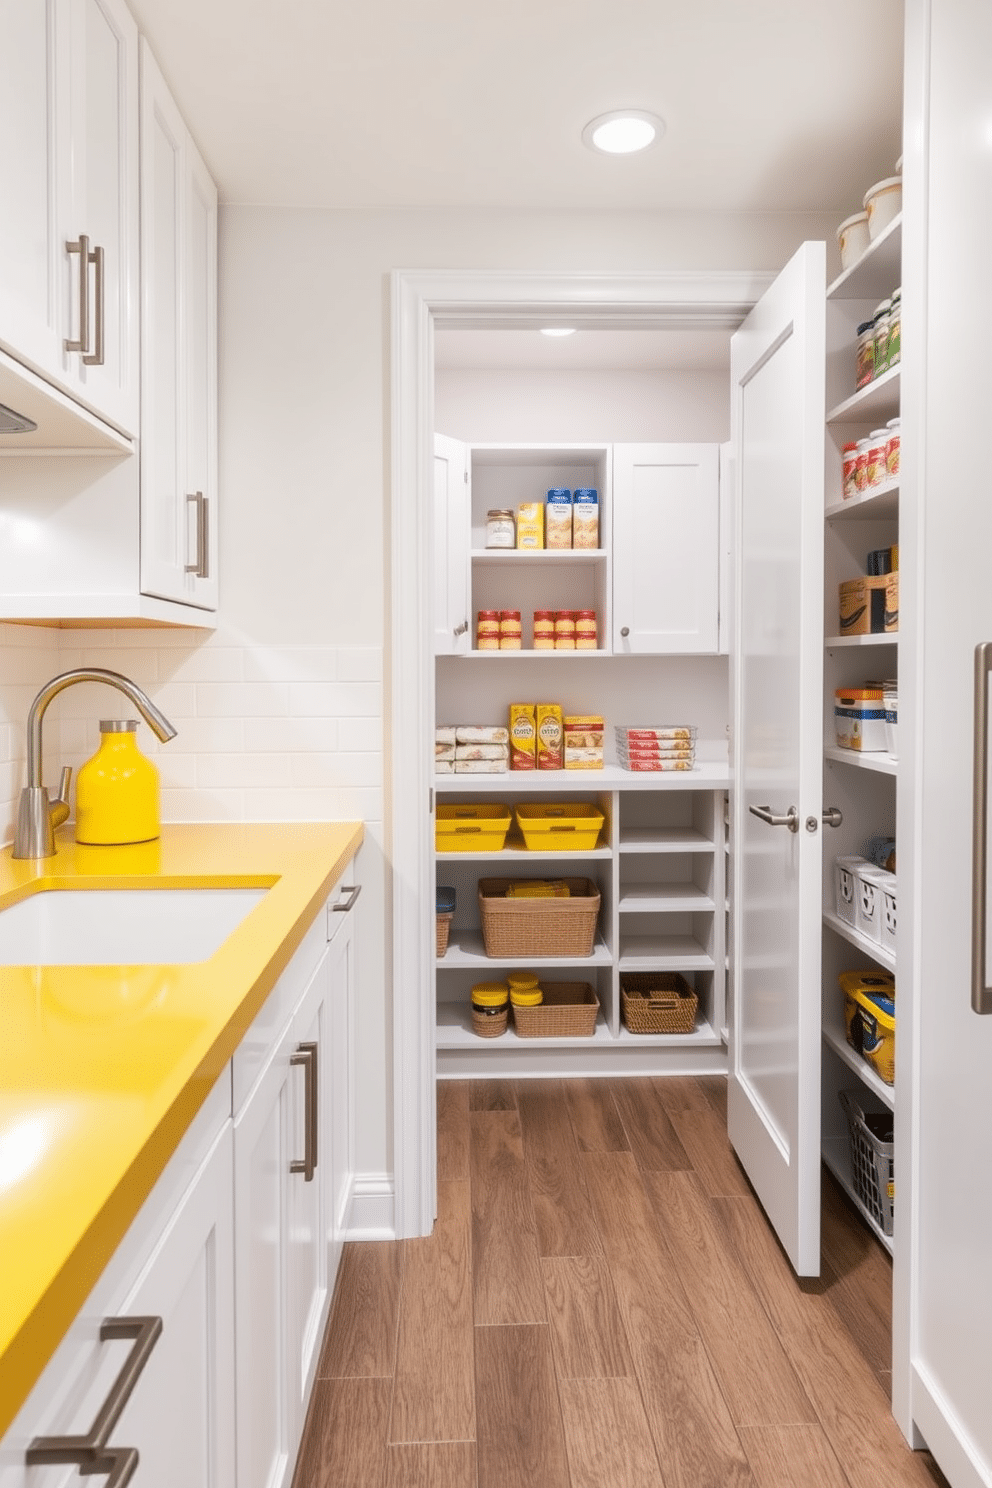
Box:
[433,434,471,655]
[728,241,825,1277]
[612,443,720,653]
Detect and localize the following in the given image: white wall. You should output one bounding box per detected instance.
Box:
[0,204,840,1222]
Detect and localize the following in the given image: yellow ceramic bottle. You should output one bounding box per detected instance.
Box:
[75,720,161,845]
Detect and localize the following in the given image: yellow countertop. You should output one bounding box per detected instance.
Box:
[0,819,363,1439]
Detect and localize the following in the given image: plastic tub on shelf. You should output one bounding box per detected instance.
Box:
[436,804,512,853]
[834,854,868,925]
[514,803,605,851]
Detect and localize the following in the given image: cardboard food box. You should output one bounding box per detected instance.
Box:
[835,687,887,751]
[839,576,889,636]
[884,571,899,632]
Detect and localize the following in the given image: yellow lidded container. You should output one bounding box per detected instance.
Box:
[507,972,542,1006]
[75,720,160,845]
[471,981,509,1037]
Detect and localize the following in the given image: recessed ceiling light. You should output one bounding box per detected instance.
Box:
[540,327,577,337]
[582,110,665,155]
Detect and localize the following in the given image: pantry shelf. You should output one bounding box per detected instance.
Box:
[463,648,611,659]
[618,884,715,913]
[824,634,898,649]
[827,366,901,426]
[822,1136,894,1256]
[435,764,731,793]
[470,549,606,565]
[823,746,898,776]
[823,1025,895,1110]
[436,841,613,863]
[436,1002,614,1049]
[618,826,714,853]
[822,909,897,971]
[438,931,613,969]
[825,482,900,521]
[618,934,714,970]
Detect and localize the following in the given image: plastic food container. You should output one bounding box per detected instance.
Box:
[435,803,512,852]
[855,863,893,942]
[863,176,903,239]
[514,802,605,851]
[471,981,509,1037]
[880,874,898,951]
[837,211,871,271]
[834,853,868,925]
[840,970,896,1084]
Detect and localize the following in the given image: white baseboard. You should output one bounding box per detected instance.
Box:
[345,1172,395,1240]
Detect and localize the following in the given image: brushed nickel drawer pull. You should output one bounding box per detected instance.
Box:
[291,1040,318,1180]
[332,884,361,913]
[82,243,105,366]
[973,642,992,1014]
[185,492,209,577]
[27,1314,162,1481]
[64,235,90,354]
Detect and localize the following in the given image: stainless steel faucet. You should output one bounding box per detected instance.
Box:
[12,668,178,860]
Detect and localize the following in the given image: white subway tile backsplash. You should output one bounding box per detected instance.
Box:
[244,717,339,752]
[0,635,385,844]
[287,680,380,718]
[195,681,290,717]
[243,648,338,684]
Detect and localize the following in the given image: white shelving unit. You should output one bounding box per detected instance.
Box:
[433,441,728,1078]
[821,215,901,1250]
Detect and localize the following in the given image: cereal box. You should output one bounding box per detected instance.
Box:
[516,503,545,550]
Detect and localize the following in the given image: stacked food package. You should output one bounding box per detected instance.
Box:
[615,725,697,772]
[435,725,509,774]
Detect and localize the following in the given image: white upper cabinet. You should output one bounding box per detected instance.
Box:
[612,444,721,654]
[140,40,219,610]
[0,0,139,439]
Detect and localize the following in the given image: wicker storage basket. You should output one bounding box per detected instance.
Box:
[620,972,698,1034]
[477,877,600,958]
[512,981,599,1038]
[436,913,453,956]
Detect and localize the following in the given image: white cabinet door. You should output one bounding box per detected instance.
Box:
[905,0,992,1479]
[728,241,825,1277]
[433,433,471,655]
[112,1124,236,1487]
[62,0,139,434]
[0,0,66,381]
[140,40,219,610]
[612,443,720,654]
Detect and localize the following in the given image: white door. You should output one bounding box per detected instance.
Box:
[433,433,471,655]
[612,443,720,653]
[905,0,992,1479]
[729,241,826,1277]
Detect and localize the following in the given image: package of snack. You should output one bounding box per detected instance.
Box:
[509,704,537,770]
[536,703,564,770]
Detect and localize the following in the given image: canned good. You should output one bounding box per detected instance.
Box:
[533,610,555,641]
[554,611,575,638]
[872,300,891,377]
[499,610,522,635]
[887,288,901,368]
[477,609,500,650]
[886,417,901,479]
[842,442,860,500]
[866,430,889,488]
[486,509,515,549]
[856,321,876,389]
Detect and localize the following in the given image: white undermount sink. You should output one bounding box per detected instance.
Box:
[0,887,268,966]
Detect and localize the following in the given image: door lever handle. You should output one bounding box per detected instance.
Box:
[749,803,799,832]
[822,806,843,828]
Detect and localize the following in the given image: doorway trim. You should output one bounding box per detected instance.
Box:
[389,267,773,1238]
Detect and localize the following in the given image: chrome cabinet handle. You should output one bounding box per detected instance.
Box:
[82,243,105,366]
[973,642,992,1014]
[822,806,843,828]
[290,1041,318,1180]
[27,1315,162,1482]
[620,626,630,638]
[453,620,469,637]
[65,235,91,354]
[185,492,209,578]
[332,884,361,913]
[749,803,800,833]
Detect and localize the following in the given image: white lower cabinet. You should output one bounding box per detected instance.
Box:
[0,877,360,1487]
[0,1079,235,1488]
[233,881,359,1488]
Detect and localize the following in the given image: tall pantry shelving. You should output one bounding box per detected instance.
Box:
[433,442,730,1077]
[819,215,901,1253]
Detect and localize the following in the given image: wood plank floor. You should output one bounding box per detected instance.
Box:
[295,1076,950,1488]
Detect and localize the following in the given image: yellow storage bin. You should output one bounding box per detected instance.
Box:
[436,804,512,852]
[840,970,896,1084]
[514,802,605,851]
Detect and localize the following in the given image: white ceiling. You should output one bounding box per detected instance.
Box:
[434,325,734,372]
[127,0,904,215]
